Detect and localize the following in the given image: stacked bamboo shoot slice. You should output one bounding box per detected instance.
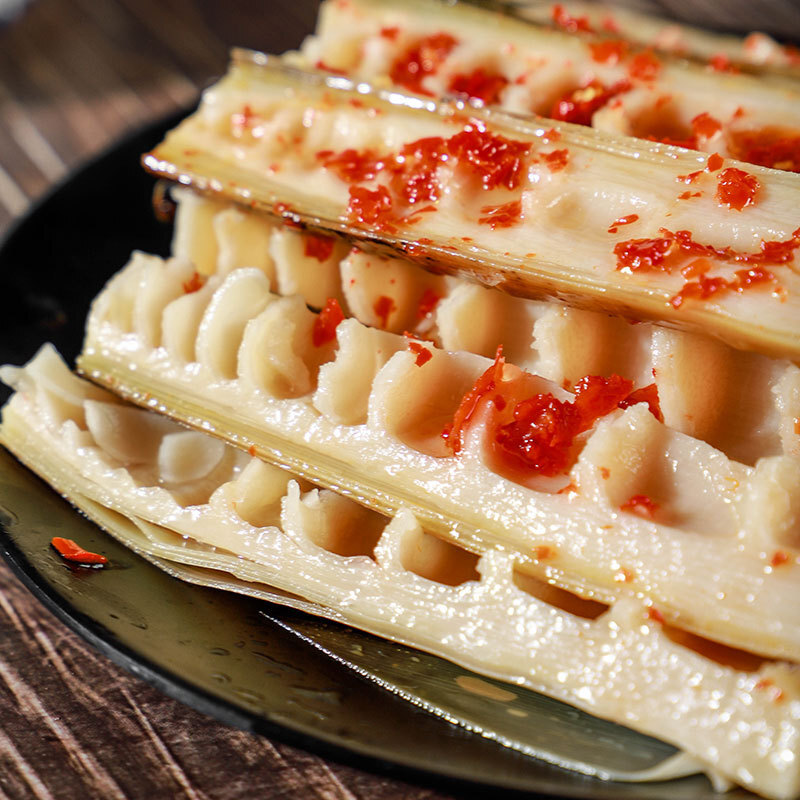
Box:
[3,3,800,798]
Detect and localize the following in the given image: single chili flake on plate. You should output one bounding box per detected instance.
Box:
[51,537,108,566]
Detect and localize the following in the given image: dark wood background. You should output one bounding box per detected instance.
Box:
[0,1,798,798]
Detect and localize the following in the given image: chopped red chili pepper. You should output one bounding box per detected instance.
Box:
[770,550,790,568]
[417,287,441,319]
[314,60,347,76]
[312,297,345,347]
[691,112,722,140]
[448,68,509,105]
[379,26,400,40]
[373,294,396,329]
[618,383,663,422]
[316,148,386,182]
[728,127,800,173]
[389,32,458,96]
[478,199,523,229]
[607,213,639,233]
[628,51,661,81]
[708,53,738,73]
[346,185,396,231]
[541,148,570,172]
[443,347,505,455]
[551,4,593,33]
[715,167,760,210]
[182,272,206,294]
[446,124,531,190]
[407,340,433,366]
[588,39,628,64]
[647,606,665,623]
[304,233,337,262]
[51,537,108,565]
[550,80,631,127]
[706,152,724,172]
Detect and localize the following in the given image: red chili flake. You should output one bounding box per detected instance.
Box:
[51,537,108,565]
[478,199,523,229]
[588,39,628,64]
[728,127,800,173]
[706,152,724,172]
[448,68,509,105]
[770,550,790,568]
[621,494,659,518]
[670,266,775,309]
[248,444,257,457]
[543,127,561,142]
[716,167,760,211]
[315,60,348,76]
[677,190,702,200]
[599,466,610,479]
[443,347,505,455]
[607,213,639,233]
[647,606,665,623]
[312,297,345,347]
[389,32,458,96]
[708,53,738,73]
[380,26,400,40]
[541,148,570,172]
[390,136,448,205]
[407,340,433,366]
[601,15,620,33]
[614,236,676,272]
[551,4,593,33]
[681,257,712,279]
[373,294,396,329]
[182,271,206,294]
[550,79,631,126]
[494,392,584,476]
[446,124,531,190]
[619,383,664,422]
[677,170,704,184]
[533,545,554,560]
[316,148,386,182]
[417,287,441,319]
[347,185,396,231]
[628,51,661,81]
[691,112,722,140]
[231,105,259,133]
[304,233,336,262]
[617,227,800,277]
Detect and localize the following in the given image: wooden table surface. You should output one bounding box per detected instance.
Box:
[1,1,799,799]
[0,1,458,797]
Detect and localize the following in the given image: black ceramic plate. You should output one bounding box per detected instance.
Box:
[0,116,751,800]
